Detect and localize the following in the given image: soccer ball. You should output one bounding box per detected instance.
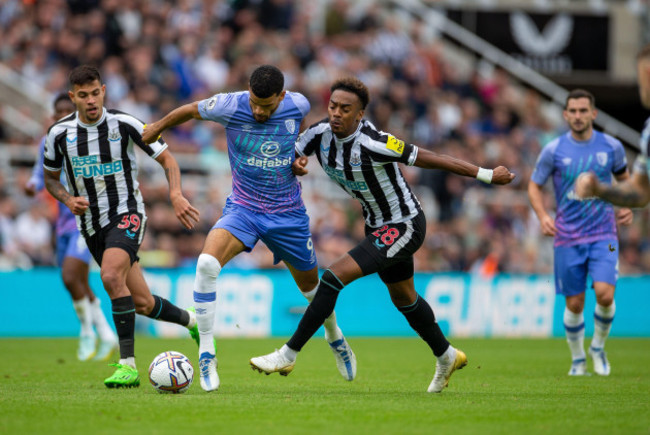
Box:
[148,351,194,394]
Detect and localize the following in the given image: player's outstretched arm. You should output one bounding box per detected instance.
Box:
[576,171,650,208]
[43,168,89,215]
[142,102,202,145]
[155,149,200,230]
[413,148,515,185]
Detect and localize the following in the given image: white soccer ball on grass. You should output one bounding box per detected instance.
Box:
[148,351,194,394]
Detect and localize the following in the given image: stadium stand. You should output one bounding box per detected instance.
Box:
[1,0,650,274]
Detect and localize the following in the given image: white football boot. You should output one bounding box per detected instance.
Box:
[427,347,467,393]
[77,334,96,361]
[328,337,357,381]
[250,349,295,376]
[199,352,220,392]
[588,347,611,376]
[568,358,588,376]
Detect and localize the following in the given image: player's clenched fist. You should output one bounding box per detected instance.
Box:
[575,172,598,198]
[492,166,516,185]
[141,123,162,145]
[292,156,309,176]
[65,196,90,215]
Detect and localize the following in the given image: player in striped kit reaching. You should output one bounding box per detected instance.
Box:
[43,65,201,388]
[250,76,515,392]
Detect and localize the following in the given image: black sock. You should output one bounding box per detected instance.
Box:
[287,269,344,351]
[397,295,449,357]
[111,296,135,359]
[147,295,189,326]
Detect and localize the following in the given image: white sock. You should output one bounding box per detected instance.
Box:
[591,301,615,350]
[303,284,343,342]
[280,344,297,362]
[119,357,136,369]
[72,297,95,338]
[90,298,117,343]
[186,308,197,329]
[564,307,585,361]
[194,253,221,355]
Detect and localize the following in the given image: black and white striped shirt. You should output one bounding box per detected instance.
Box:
[43,108,167,238]
[296,118,421,227]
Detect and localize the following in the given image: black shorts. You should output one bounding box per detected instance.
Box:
[348,211,426,284]
[85,212,145,266]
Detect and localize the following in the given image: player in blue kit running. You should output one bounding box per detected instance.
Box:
[528,89,633,376]
[25,93,117,362]
[142,65,356,392]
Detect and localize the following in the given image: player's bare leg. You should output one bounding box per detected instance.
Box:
[101,248,139,387]
[64,256,118,361]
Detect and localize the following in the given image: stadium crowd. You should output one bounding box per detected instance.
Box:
[1,0,650,275]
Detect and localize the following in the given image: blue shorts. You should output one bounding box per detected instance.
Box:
[56,230,92,267]
[554,240,619,297]
[212,202,317,271]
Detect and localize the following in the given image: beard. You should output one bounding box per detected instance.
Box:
[571,122,590,135]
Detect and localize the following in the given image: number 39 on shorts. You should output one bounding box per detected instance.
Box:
[117,214,141,232]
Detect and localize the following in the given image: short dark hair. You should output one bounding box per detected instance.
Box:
[331,77,369,109]
[69,65,102,88]
[565,89,595,109]
[249,65,284,98]
[53,92,73,107]
[637,43,650,62]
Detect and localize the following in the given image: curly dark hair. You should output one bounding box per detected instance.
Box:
[249,65,284,98]
[69,65,102,87]
[331,77,369,109]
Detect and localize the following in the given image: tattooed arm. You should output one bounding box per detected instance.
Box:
[154,149,200,229]
[575,171,650,208]
[43,168,89,215]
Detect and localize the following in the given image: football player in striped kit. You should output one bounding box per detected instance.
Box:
[43,65,201,388]
[25,93,117,362]
[250,77,515,392]
[142,65,355,392]
[529,89,633,377]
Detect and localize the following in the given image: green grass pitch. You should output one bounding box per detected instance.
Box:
[1,337,649,434]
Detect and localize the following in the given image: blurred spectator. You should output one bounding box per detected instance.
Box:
[13,200,54,266]
[0,0,647,275]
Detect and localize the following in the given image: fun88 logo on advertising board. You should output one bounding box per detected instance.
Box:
[246,141,292,170]
[72,155,123,178]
